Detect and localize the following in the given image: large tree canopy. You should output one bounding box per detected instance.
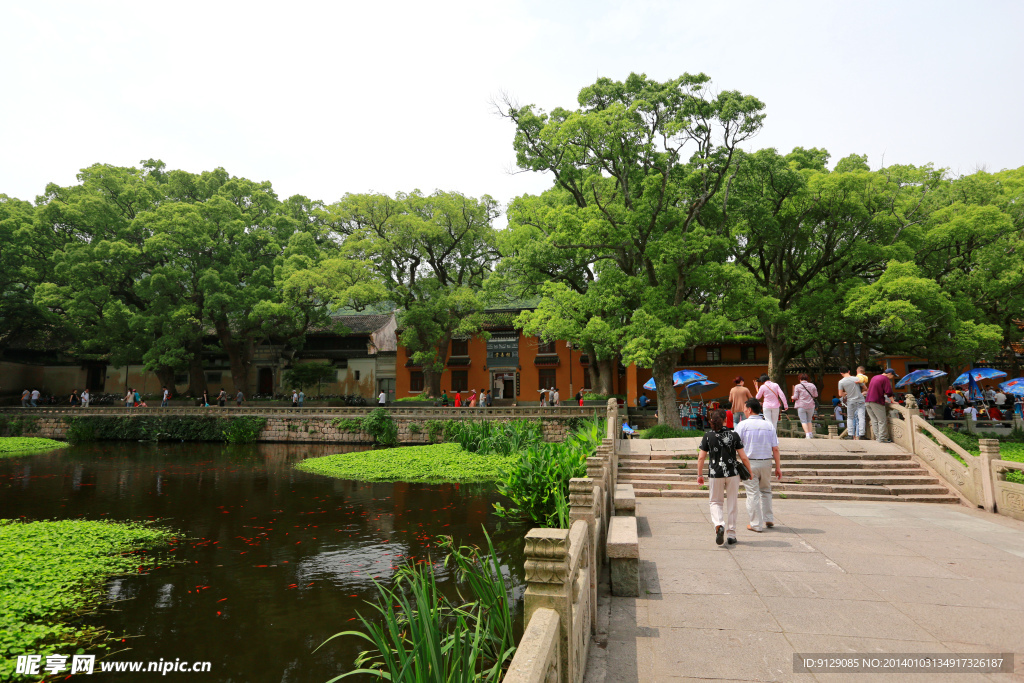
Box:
[323,190,499,397]
[501,72,766,425]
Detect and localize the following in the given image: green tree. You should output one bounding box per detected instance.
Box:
[283,363,337,395]
[328,190,499,397]
[723,149,933,383]
[501,72,766,425]
[0,195,50,353]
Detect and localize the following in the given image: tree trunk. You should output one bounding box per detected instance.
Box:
[424,365,443,398]
[596,358,615,396]
[154,366,177,394]
[653,352,682,428]
[214,319,254,397]
[186,344,207,399]
[765,328,792,386]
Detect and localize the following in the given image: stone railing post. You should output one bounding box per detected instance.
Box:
[606,398,618,441]
[568,478,598,634]
[978,439,999,513]
[523,528,573,683]
[828,424,838,439]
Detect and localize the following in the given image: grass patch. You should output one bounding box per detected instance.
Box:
[936,428,1024,464]
[0,519,173,678]
[638,425,703,439]
[296,444,511,483]
[0,437,68,457]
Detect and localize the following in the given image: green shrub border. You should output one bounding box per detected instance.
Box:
[63,415,267,444]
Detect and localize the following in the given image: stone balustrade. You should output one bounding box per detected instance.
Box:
[886,403,1023,521]
[0,406,601,444]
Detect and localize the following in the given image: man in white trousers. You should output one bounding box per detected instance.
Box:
[733,398,782,532]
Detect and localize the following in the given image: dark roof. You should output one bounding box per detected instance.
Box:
[309,314,392,335]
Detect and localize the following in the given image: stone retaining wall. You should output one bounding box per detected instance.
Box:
[8,414,582,444]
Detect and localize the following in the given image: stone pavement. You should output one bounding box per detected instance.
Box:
[585,498,1024,682]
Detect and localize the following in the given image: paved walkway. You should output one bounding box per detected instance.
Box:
[586,498,1024,682]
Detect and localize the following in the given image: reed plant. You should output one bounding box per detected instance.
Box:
[493,418,605,527]
[319,531,515,682]
[446,419,544,457]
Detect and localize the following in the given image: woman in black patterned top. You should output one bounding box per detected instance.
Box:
[696,409,752,546]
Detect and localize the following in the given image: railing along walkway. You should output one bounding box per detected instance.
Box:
[0,405,604,419]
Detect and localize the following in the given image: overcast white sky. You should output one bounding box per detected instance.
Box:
[3,0,1022,222]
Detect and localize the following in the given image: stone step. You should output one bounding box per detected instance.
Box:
[632,451,914,462]
[652,490,960,503]
[619,468,934,482]
[619,473,942,487]
[621,459,923,471]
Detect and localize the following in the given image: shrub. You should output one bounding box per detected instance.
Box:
[408,422,421,434]
[331,417,364,433]
[0,416,39,437]
[223,417,267,444]
[424,419,450,443]
[362,408,398,446]
[1004,469,1024,485]
[493,418,605,527]
[296,444,510,483]
[639,425,703,439]
[395,395,432,402]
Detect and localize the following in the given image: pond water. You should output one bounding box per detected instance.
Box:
[0,442,528,682]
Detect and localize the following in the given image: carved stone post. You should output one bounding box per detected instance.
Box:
[978,439,999,513]
[606,398,618,441]
[524,528,573,683]
[828,424,838,439]
[569,478,598,633]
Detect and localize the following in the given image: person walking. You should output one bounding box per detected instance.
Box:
[202,390,210,407]
[729,377,753,425]
[378,389,386,406]
[217,389,227,407]
[551,387,560,407]
[133,388,142,407]
[161,386,170,408]
[30,389,40,407]
[453,391,462,407]
[865,368,896,442]
[69,389,80,406]
[696,409,753,546]
[298,390,305,408]
[236,389,244,406]
[754,374,788,430]
[838,367,865,440]
[81,388,90,408]
[291,389,299,407]
[125,389,134,408]
[791,373,819,439]
[483,388,492,407]
[468,389,478,407]
[734,398,782,533]
[21,389,30,407]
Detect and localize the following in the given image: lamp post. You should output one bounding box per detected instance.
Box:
[567,340,573,398]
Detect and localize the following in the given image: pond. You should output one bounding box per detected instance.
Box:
[0,442,528,682]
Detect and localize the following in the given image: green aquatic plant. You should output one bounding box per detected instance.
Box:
[0,519,173,681]
[296,444,511,483]
[361,408,398,447]
[0,437,68,456]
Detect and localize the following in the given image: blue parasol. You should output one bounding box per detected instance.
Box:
[895,368,947,389]
[643,369,708,391]
[951,368,1007,386]
[685,380,719,395]
[999,378,1024,393]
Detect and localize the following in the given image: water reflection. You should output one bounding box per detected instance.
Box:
[0,442,527,682]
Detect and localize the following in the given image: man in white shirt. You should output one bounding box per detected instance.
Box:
[734,398,782,533]
[964,403,979,421]
[30,389,40,407]
[161,387,170,407]
[81,389,90,408]
[550,387,559,406]
[378,390,386,405]
[994,390,1007,406]
[984,386,997,402]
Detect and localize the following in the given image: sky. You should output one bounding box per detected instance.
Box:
[2,0,1022,224]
